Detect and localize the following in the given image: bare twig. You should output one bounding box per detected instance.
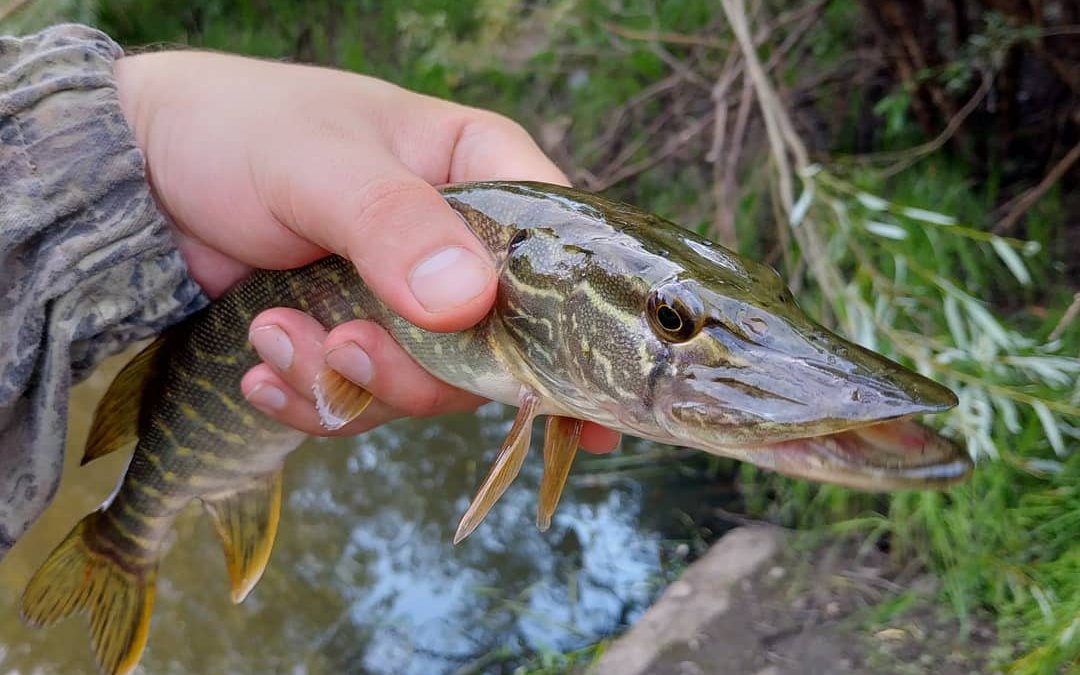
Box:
[722,0,796,206]
[712,506,778,528]
[713,74,755,248]
[1031,43,1080,95]
[720,0,848,325]
[590,112,714,191]
[769,176,798,287]
[1048,293,1080,343]
[0,0,33,21]
[706,51,743,166]
[649,41,713,91]
[708,51,744,248]
[602,22,730,50]
[836,570,905,594]
[762,6,821,73]
[993,138,1080,234]
[577,75,681,160]
[876,71,993,177]
[601,0,828,50]
[755,0,830,44]
[726,77,755,186]
[591,106,677,188]
[590,0,824,202]
[1037,24,1080,37]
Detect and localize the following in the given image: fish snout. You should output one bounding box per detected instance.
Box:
[661,324,958,446]
[808,338,958,422]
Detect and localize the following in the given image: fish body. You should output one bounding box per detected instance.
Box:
[20,182,972,675]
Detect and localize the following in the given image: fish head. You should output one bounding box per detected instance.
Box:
[446,182,969,489]
[647,267,959,447]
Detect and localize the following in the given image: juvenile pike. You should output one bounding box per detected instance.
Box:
[21,182,971,675]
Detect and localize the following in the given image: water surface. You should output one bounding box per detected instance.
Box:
[0,354,732,674]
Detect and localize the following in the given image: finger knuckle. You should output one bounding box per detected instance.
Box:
[472,108,526,135]
[346,177,431,246]
[403,385,450,418]
[459,111,530,151]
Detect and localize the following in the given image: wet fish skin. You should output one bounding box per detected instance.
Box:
[19,182,971,675]
[19,256,382,675]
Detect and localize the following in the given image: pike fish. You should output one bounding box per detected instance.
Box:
[20,182,972,675]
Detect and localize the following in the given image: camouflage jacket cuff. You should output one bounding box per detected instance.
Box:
[0,25,208,556]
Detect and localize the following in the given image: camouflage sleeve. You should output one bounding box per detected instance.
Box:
[0,25,208,557]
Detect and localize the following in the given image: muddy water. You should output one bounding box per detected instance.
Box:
[0,352,733,675]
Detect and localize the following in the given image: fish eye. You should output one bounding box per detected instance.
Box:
[647,285,703,342]
[508,229,529,251]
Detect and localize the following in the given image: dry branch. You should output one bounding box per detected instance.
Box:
[993,138,1080,235]
[707,51,744,248]
[602,22,729,50]
[1048,292,1080,343]
[589,112,715,191]
[577,75,681,161]
[0,0,33,21]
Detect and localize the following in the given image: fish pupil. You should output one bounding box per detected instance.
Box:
[508,229,529,251]
[657,305,682,331]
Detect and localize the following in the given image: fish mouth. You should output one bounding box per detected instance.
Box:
[732,418,974,491]
[655,320,970,489]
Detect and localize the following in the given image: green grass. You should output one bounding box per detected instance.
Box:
[4,0,1079,672]
[736,151,1079,672]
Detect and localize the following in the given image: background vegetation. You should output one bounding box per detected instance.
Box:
[3,0,1078,672]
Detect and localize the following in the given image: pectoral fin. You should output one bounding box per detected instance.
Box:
[537,416,583,532]
[454,392,540,544]
[313,365,374,431]
[203,469,284,603]
[83,336,168,465]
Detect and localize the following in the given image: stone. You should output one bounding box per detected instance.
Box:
[587,526,784,675]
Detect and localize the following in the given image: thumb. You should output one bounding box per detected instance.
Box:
[269,141,498,333]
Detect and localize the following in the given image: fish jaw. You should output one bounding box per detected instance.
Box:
[648,279,958,450]
[642,290,969,489]
[713,418,974,490]
[441,181,969,490]
[642,333,971,490]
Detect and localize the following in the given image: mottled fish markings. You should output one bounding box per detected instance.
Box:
[21,182,971,675]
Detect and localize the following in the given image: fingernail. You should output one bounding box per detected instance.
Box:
[245,383,287,411]
[408,246,492,313]
[249,325,293,371]
[325,341,373,386]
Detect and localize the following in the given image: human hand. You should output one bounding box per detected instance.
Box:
[113,51,620,452]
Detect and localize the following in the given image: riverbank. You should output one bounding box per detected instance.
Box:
[588,526,1002,675]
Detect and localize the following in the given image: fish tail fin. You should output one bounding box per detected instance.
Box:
[21,512,157,675]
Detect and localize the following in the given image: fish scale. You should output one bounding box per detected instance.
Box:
[19,181,971,675]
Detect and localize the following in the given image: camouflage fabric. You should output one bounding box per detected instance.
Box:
[0,25,208,557]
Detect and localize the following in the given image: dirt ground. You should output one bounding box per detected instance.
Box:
[592,528,1004,675]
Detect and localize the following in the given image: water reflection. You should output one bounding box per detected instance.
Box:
[0,357,730,675]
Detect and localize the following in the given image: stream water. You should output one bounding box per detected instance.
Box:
[0,356,735,675]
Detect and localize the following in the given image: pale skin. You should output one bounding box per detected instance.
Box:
[112,51,619,453]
